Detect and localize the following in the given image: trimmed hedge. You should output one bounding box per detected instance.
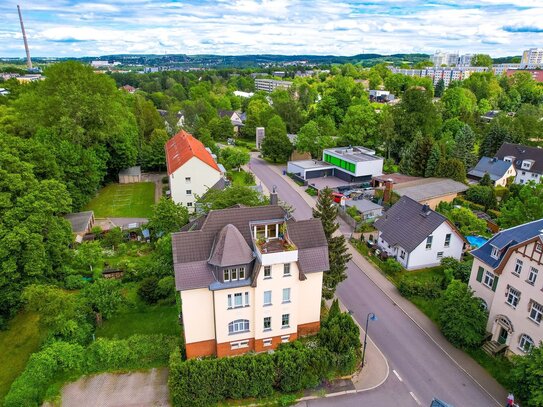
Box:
[4,334,178,407]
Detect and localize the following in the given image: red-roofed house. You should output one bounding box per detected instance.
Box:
[166,130,223,212]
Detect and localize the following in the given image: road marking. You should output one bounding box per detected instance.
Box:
[410,392,422,406]
[393,369,403,382]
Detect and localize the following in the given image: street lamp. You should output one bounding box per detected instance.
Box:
[362,312,378,368]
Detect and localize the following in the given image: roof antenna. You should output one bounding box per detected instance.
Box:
[17,5,33,70]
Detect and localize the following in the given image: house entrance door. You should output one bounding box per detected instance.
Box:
[498,327,508,345]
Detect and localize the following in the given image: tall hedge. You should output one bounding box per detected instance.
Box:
[5,334,177,407]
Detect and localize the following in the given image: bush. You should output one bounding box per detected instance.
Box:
[398,275,442,299]
[65,274,89,289]
[381,258,403,276]
[162,176,169,184]
[305,187,318,196]
[441,257,472,283]
[138,277,161,304]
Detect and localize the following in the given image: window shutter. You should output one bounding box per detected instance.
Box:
[476,267,484,282]
[492,275,499,292]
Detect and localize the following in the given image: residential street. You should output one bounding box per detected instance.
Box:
[249,156,504,407]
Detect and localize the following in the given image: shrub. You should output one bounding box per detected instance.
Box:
[381,258,403,276]
[305,187,318,196]
[398,275,442,299]
[138,277,161,304]
[65,274,88,290]
[157,276,176,303]
[441,257,472,283]
[162,176,169,184]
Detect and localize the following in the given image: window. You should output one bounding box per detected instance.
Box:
[491,246,500,259]
[536,243,542,253]
[234,293,243,307]
[264,266,271,279]
[263,290,272,306]
[426,236,433,250]
[506,286,520,308]
[513,259,523,276]
[444,233,451,248]
[518,334,535,353]
[281,314,290,328]
[224,269,230,282]
[529,301,543,324]
[282,288,291,303]
[263,338,272,347]
[399,249,406,260]
[186,190,192,195]
[281,335,290,343]
[231,268,238,280]
[228,319,249,334]
[223,267,246,282]
[185,177,191,183]
[283,263,291,276]
[528,267,538,285]
[483,271,495,289]
[263,317,271,331]
[231,340,249,350]
[187,202,193,207]
[227,292,249,309]
[437,252,444,259]
[239,267,246,280]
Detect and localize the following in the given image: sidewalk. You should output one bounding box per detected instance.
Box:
[247,158,507,405]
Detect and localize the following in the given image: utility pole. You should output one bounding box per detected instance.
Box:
[17,5,33,69]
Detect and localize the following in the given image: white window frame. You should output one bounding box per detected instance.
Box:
[282,288,291,303]
[185,177,191,183]
[231,340,249,350]
[491,246,500,259]
[529,301,543,324]
[283,263,291,277]
[281,335,290,343]
[483,271,495,289]
[437,251,444,259]
[513,259,523,276]
[263,290,272,306]
[528,267,538,285]
[399,249,406,260]
[263,338,272,347]
[536,243,543,253]
[186,189,192,195]
[187,202,193,207]
[506,286,520,308]
[228,319,250,335]
[263,316,271,331]
[518,334,534,353]
[444,233,451,248]
[426,235,433,250]
[263,266,271,279]
[281,313,290,328]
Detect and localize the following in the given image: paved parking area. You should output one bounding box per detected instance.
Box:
[61,368,170,407]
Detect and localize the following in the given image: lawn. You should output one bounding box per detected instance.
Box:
[0,312,45,402]
[84,182,155,218]
[228,170,256,187]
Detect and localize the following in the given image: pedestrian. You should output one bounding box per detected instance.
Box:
[506,393,514,407]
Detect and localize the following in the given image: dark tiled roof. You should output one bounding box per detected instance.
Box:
[471,219,543,269]
[172,205,329,291]
[218,110,235,118]
[468,157,512,181]
[495,143,543,175]
[64,211,94,234]
[374,196,447,253]
[208,224,254,267]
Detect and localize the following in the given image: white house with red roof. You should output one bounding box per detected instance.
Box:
[166,130,224,212]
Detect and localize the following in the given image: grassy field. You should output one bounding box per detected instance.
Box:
[0,312,45,402]
[84,183,155,218]
[228,170,256,187]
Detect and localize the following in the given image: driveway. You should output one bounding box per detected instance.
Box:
[249,155,505,407]
[60,368,169,407]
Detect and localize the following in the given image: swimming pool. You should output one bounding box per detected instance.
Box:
[466,235,488,248]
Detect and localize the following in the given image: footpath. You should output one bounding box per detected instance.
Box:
[252,159,507,405]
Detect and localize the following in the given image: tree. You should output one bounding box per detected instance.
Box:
[261,115,293,163]
[338,101,377,147]
[209,116,234,140]
[445,207,487,236]
[270,89,303,133]
[479,173,493,187]
[318,300,360,355]
[452,124,477,170]
[313,188,351,299]
[148,197,189,236]
[72,241,103,274]
[435,158,466,182]
[80,278,123,321]
[378,106,398,160]
[425,143,442,177]
[441,87,477,120]
[511,343,543,407]
[295,120,335,159]
[399,132,434,177]
[465,185,497,210]
[471,54,493,67]
[438,280,487,349]
[220,147,250,171]
[499,182,543,228]
[481,119,513,157]
[140,128,169,171]
[101,227,124,250]
[434,79,445,98]
[197,185,267,211]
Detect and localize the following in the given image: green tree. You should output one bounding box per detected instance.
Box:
[399,132,434,177]
[466,185,497,210]
[197,185,267,211]
[243,98,274,139]
[435,157,466,182]
[141,128,169,171]
[313,188,351,299]
[101,227,124,249]
[80,278,123,321]
[499,182,543,228]
[319,300,360,355]
[511,343,543,407]
[220,147,250,171]
[438,280,487,349]
[452,124,477,170]
[441,87,477,120]
[425,143,442,177]
[270,89,303,133]
[434,79,445,98]
[209,116,234,140]
[339,101,377,147]
[148,197,189,236]
[261,115,293,163]
[479,173,493,187]
[481,119,513,157]
[295,120,335,159]
[72,241,103,274]
[446,207,487,236]
[379,106,398,159]
[471,54,493,67]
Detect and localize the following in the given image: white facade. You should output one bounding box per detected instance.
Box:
[254,79,293,93]
[323,147,384,179]
[378,221,464,270]
[502,156,543,185]
[521,48,543,67]
[169,156,221,212]
[492,63,521,76]
[469,239,543,356]
[388,66,488,87]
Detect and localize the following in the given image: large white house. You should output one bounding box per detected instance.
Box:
[172,201,328,358]
[496,143,543,185]
[165,130,224,212]
[469,219,543,356]
[374,196,465,270]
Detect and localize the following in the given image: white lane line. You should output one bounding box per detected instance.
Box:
[393,369,403,382]
[410,392,422,406]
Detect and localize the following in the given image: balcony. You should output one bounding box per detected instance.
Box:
[256,237,296,254]
[252,221,298,266]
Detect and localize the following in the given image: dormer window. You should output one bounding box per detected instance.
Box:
[522,160,533,169]
[491,246,500,259]
[504,156,514,163]
[223,267,246,282]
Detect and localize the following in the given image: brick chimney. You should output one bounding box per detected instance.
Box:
[270,185,278,205]
[383,179,393,203]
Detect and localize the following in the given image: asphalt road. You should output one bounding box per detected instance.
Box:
[249,156,501,407]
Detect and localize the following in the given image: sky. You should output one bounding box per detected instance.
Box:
[1,0,542,58]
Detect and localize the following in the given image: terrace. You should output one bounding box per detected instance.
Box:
[251,220,298,264]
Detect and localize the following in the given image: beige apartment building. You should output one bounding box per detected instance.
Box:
[172,201,328,358]
[469,219,543,356]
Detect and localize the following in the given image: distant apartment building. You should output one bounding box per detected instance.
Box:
[431,51,459,67]
[469,219,543,356]
[458,54,474,66]
[521,48,543,66]
[173,203,328,358]
[506,69,543,83]
[254,79,293,93]
[388,66,488,87]
[492,63,521,76]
